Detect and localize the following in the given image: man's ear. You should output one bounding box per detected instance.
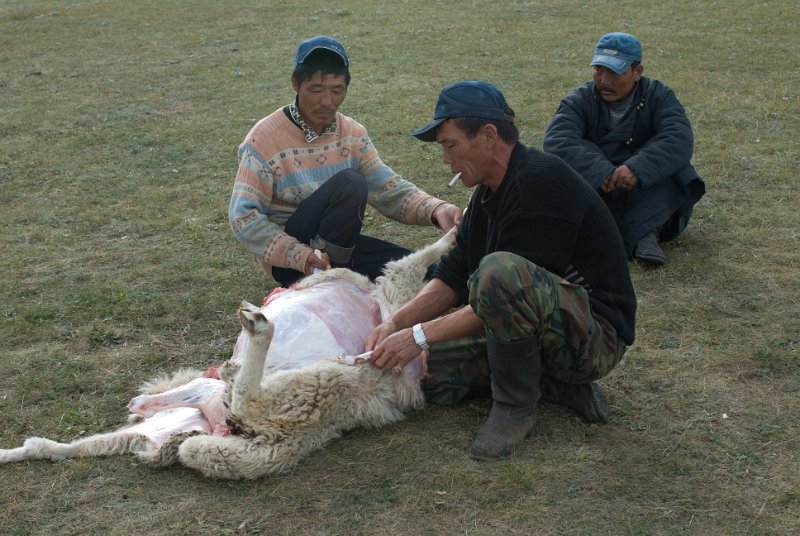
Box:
[633,63,644,82]
[481,123,498,146]
[291,76,299,93]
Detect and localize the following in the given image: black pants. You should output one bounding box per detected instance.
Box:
[271,169,412,287]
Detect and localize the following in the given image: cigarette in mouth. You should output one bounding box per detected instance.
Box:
[448,172,462,188]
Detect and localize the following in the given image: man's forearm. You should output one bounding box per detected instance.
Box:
[389,278,459,330]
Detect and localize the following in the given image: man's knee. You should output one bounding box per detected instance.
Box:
[467,252,554,340]
[469,251,553,304]
[329,169,368,203]
[471,251,529,289]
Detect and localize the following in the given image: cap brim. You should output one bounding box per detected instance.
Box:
[590,54,631,75]
[410,118,445,142]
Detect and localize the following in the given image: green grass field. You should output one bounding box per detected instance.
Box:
[1,1,798,534]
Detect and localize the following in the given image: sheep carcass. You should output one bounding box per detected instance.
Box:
[0,230,454,479]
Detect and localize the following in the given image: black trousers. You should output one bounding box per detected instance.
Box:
[271,169,412,287]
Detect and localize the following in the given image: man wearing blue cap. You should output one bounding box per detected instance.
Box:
[229,36,461,286]
[544,32,705,265]
[367,81,636,461]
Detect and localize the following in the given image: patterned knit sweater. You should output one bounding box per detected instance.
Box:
[229,106,446,277]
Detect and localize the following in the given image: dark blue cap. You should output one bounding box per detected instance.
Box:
[411,81,513,142]
[294,35,349,68]
[590,32,642,75]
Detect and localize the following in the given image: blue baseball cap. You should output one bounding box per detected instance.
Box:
[411,81,513,142]
[294,35,349,68]
[590,32,642,75]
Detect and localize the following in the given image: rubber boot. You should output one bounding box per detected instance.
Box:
[540,376,610,423]
[468,333,541,461]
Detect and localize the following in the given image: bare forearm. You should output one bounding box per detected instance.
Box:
[418,304,484,345]
[388,278,460,329]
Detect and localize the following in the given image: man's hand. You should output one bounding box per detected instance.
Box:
[368,326,423,370]
[304,249,330,275]
[600,164,640,193]
[366,319,397,352]
[432,203,463,232]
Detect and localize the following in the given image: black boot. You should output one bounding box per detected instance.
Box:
[634,229,665,265]
[468,333,541,461]
[540,376,610,423]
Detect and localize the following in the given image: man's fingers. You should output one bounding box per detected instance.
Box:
[368,348,390,369]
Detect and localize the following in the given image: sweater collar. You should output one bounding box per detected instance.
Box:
[288,100,339,143]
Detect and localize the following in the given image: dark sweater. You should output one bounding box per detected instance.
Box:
[434,143,637,345]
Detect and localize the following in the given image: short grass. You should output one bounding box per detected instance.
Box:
[1,0,798,534]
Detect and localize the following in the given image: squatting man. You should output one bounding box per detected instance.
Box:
[543,32,705,265]
[367,81,637,461]
[229,35,461,287]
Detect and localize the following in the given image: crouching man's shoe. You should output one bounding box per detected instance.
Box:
[468,334,541,461]
[540,377,610,423]
[634,230,665,266]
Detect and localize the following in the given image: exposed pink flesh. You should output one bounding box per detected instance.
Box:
[231,280,383,373]
[127,378,228,434]
[126,407,212,449]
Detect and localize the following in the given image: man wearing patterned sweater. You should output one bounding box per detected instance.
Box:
[229,35,461,286]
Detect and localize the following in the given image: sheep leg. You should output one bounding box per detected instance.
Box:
[384,226,457,278]
[375,226,458,314]
[0,407,211,464]
[0,431,153,463]
[230,301,274,416]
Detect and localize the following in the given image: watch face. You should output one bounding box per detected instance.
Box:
[413,324,428,348]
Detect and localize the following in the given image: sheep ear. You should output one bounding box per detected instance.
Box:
[238,302,269,335]
[238,308,257,334]
[239,300,258,311]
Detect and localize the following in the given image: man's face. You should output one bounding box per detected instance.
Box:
[592,63,643,103]
[436,120,492,189]
[292,71,348,133]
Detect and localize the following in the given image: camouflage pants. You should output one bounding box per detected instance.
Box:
[422,332,491,406]
[423,251,627,406]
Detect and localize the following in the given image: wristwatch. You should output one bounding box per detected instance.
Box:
[412,323,430,350]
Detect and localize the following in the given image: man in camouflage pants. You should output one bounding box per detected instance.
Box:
[367,81,636,461]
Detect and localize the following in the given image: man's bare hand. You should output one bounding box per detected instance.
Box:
[368,327,422,370]
[304,249,330,275]
[366,320,397,352]
[600,164,640,193]
[432,203,463,232]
